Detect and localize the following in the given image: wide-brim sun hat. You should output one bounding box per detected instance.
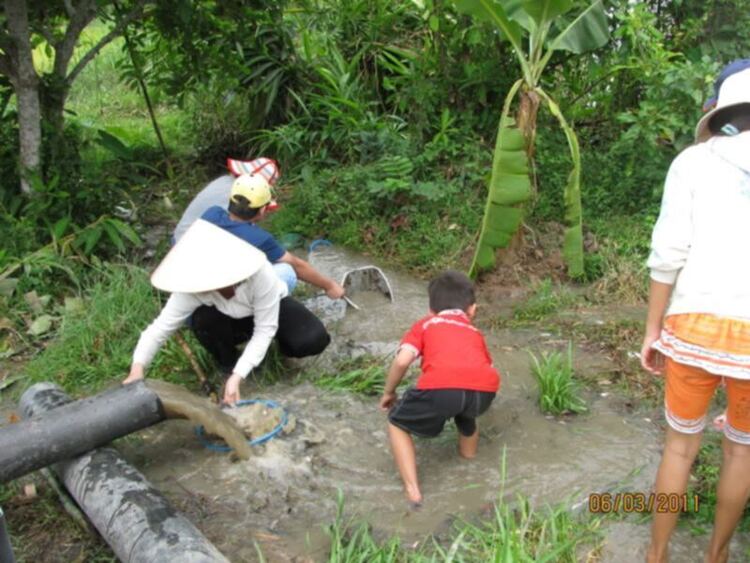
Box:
[151,219,266,293]
[695,67,750,143]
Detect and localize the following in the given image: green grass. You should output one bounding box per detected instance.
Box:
[310,355,388,396]
[323,454,602,562]
[1,478,115,561]
[587,215,653,305]
[530,344,587,415]
[512,279,578,323]
[20,263,204,396]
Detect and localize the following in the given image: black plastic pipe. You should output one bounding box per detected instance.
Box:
[18,382,229,563]
[0,381,165,483]
[0,506,14,563]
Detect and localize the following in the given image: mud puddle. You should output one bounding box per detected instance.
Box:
[114,247,727,562]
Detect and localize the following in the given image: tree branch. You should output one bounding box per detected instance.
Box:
[38,24,56,47]
[63,0,75,19]
[65,0,147,86]
[53,0,98,80]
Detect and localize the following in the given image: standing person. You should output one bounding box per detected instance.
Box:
[201,173,345,299]
[379,270,500,507]
[123,220,330,404]
[641,65,750,563]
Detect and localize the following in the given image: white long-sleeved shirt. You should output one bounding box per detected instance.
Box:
[132,261,288,377]
[647,132,750,319]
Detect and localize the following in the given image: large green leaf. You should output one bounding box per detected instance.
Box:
[451,0,523,51]
[469,80,531,278]
[550,0,609,54]
[538,88,584,277]
[521,0,573,26]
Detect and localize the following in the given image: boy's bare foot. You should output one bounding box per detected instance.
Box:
[408,500,423,511]
[405,484,423,506]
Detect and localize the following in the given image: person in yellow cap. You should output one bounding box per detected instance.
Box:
[123,220,298,404]
[175,166,345,300]
[200,173,341,296]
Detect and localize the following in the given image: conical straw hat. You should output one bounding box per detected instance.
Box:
[151,219,266,293]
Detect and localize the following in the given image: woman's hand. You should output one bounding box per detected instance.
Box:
[123,363,145,385]
[223,373,243,406]
[640,332,665,375]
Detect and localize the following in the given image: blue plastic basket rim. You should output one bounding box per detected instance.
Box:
[194,399,288,452]
[308,238,333,253]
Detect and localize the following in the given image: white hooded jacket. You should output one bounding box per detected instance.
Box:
[647,131,750,320]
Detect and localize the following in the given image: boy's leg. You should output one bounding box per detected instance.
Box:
[648,359,718,563]
[458,426,479,459]
[706,377,750,563]
[454,391,494,459]
[387,422,422,504]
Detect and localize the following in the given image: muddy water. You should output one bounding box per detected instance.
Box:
[114,247,737,562]
[145,380,253,459]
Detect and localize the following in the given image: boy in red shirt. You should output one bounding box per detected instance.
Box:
[379,270,500,506]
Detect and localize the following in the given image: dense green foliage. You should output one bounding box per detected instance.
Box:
[2,0,749,288]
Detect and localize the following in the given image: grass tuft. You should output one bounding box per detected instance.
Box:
[512,279,578,323]
[530,344,587,415]
[323,453,602,562]
[311,355,387,396]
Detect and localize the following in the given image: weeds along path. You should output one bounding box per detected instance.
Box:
[113,247,727,561]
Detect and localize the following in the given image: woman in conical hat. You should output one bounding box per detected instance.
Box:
[123,219,329,405]
[641,65,750,563]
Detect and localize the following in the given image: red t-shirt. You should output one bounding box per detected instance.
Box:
[400,310,500,393]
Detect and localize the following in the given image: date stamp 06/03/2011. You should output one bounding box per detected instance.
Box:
[588,493,699,514]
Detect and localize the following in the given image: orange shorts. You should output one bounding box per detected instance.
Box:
[665,358,750,444]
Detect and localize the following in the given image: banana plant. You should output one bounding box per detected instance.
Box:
[452,0,609,278]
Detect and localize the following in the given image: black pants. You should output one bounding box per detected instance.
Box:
[191,297,331,372]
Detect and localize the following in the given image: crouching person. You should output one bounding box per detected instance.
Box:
[123,219,330,404]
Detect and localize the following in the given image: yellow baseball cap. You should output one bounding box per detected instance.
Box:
[230,174,273,209]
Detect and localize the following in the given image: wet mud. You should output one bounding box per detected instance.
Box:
[109,248,744,561]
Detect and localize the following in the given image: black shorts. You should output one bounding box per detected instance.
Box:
[388,388,496,438]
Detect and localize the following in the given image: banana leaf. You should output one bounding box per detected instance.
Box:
[537,88,584,277]
[469,80,530,277]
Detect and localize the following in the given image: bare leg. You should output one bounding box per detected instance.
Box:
[705,437,750,563]
[387,422,422,504]
[647,428,703,563]
[458,427,479,459]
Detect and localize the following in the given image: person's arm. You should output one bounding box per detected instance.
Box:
[224,268,281,404]
[640,155,693,375]
[278,252,345,299]
[379,348,416,411]
[640,280,673,375]
[124,293,198,384]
